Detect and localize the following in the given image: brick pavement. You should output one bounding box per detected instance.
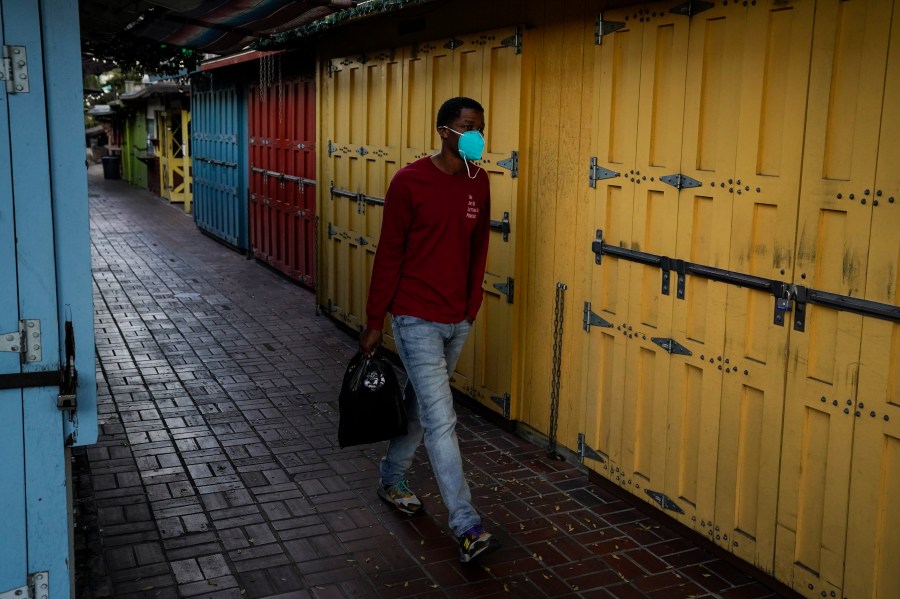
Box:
[73,166,790,599]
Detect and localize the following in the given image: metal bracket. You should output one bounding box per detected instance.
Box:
[328,140,337,157]
[327,61,339,77]
[2,45,29,94]
[578,433,606,463]
[490,393,511,419]
[660,173,702,190]
[645,489,684,513]
[444,38,464,50]
[1,320,41,363]
[356,236,369,246]
[583,301,613,332]
[356,146,369,156]
[675,259,686,299]
[497,151,519,178]
[327,222,336,240]
[493,277,514,304]
[660,257,672,296]
[595,14,626,45]
[670,1,715,17]
[589,157,620,188]
[490,212,511,242]
[651,337,692,356]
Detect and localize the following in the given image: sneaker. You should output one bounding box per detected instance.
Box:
[458,524,493,563]
[377,479,423,515]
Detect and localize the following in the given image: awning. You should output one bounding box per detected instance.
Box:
[81,1,359,56]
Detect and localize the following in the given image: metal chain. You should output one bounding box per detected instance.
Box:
[548,282,567,459]
[267,54,274,105]
[277,55,284,125]
[258,55,266,103]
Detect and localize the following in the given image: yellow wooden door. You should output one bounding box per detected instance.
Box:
[584,6,686,506]
[322,29,520,420]
[662,0,737,538]
[777,0,894,596]
[716,0,814,574]
[451,29,522,417]
[400,29,521,415]
[583,6,643,482]
[842,4,900,595]
[321,49,402,332]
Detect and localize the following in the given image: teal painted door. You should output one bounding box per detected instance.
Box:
[0,1,97,597]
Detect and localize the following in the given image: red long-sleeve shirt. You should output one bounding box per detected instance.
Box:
[366,156,491,330]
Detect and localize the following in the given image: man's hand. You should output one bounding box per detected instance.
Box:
[359,328,383,357]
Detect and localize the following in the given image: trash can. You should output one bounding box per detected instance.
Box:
[101,155,120,179]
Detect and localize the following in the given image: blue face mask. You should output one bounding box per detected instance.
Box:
[443,127,486,161]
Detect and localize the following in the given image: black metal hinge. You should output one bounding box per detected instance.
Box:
[497,151,519,178]
[583,301,613,332]
[444,38,464,50]
[500,26,523,54]
[595,14,626,45]
[645,489,685,513]
[490,393,511,419]
[493,277,514,303]
[578,433,606,463]
[589,157,620,188]
[651,337,692,356]
[669,1,715,17]
[660,173,702,190]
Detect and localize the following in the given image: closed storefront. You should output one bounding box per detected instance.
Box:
[252,0,900,595]
[248,53,318,286]
[319,25,522,417]
[570,0,898,596]
[192,64,249,251]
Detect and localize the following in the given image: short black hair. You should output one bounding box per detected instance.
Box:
[436,96,484,128]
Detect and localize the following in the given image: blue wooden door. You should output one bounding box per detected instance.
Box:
[192,81,249,250]
[0,1,97,597]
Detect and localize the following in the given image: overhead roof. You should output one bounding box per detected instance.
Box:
[80,0,359,57]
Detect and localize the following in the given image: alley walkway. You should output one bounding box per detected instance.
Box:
[74,166,788,599]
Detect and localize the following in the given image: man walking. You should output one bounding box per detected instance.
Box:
[358,96,493,563]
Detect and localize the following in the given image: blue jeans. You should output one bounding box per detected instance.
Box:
[380,315,480,536]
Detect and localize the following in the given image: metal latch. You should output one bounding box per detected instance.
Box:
[2,45,29,94]
[58,320,77,410]
[1,320,42,363]
[0,571,49,599]
[497,151,519,178]
[490,212,511,242]
[589,157,620,188]
[583,301,613,332]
